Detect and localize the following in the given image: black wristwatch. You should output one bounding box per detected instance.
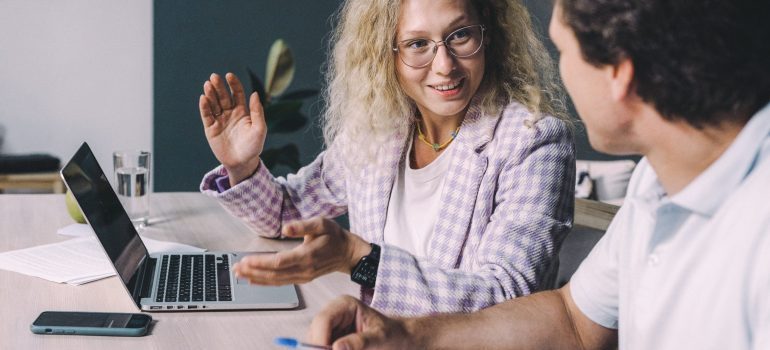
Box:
[350,243,380,288]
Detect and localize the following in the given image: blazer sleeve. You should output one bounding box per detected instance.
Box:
[370,116,575,316]
[199,142,349,238]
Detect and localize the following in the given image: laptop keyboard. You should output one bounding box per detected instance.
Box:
[155,254,232,303]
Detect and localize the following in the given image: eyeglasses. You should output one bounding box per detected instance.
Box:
[393,24,486,68]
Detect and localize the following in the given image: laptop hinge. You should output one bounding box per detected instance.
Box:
[133,256,157,301]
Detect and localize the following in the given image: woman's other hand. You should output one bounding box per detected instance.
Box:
[232,217,372,285]
[199,72,266,187]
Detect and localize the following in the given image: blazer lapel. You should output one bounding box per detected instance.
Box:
[428,105,499,268]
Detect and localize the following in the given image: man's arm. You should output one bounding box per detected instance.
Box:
[407,284,616,349]
[309,283,617,350]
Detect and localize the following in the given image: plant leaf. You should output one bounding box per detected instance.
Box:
[246,67,268,105]
[264,100,301,124]
[268,111,307,133]
[264,100,307,132]
[265,39,295,98]
[278,89,319,101]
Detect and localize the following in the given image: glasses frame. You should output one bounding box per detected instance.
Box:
[392,24,487,68]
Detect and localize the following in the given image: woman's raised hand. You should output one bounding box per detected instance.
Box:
[199,73,267,187]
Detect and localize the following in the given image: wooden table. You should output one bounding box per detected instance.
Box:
[0,193,359,349]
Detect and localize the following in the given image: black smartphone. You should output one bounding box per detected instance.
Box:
[30,311,152,337]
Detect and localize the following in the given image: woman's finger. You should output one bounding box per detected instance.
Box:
[203,80,223,117]
[234,264,312,285]
[210,73,233,110]
[240,250,303,270]
[225,73,247,108]
[249,91,267,130]
[199,94,216,128]
[282,220,313,238]
[283,217,337,238]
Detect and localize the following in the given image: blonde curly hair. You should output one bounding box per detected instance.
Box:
[322,0,569,165]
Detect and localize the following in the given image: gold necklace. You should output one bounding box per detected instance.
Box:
[416,122,460,152]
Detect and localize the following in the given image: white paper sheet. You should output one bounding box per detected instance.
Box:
[57,223,206,255]
[0,224,206,285]
[0,237,113,285]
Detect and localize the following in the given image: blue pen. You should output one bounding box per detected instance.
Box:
[274,337,332,349]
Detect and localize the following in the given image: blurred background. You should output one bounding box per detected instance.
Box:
[0,0,631,193]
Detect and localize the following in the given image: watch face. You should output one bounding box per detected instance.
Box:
[351,245,380,288]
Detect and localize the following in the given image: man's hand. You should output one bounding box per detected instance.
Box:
[307,286,618,350]
[308,296,419,350]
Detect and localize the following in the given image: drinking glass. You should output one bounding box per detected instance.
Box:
[113,150,151,228]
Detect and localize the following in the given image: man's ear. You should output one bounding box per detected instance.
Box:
[609,58,634,101]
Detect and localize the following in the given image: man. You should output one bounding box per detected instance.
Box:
[305,0,770,349]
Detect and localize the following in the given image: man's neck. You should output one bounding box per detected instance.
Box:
[643,116,747,196]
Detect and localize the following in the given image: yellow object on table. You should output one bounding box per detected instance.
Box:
[0,171,64,193]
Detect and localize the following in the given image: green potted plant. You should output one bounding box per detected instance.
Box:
[246,39,318,172]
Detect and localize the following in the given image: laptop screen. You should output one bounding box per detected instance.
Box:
[61,142,149,290]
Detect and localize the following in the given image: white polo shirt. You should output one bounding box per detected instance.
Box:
[570,103,770,350]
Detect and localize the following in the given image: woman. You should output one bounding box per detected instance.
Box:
[198,0,574,316]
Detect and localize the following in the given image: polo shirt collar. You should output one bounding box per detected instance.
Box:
[670,102,770,216]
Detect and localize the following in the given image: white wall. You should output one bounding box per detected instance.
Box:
[0,0,152,185]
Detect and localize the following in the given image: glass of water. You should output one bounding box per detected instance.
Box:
[113,150,151,228]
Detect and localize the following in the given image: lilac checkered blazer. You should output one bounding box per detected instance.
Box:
[200,101,575,316]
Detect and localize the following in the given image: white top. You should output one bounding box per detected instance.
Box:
[570,103,770,350]
[383,139,453,258]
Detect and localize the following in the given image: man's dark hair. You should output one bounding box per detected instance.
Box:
[559,0,770,127]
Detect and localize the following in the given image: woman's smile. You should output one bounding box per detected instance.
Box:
[429,77,465,97]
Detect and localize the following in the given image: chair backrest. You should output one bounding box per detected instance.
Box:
[574,198,618,231]
[554,199,619,288]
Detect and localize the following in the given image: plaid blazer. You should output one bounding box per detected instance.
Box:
[201,101,575,316]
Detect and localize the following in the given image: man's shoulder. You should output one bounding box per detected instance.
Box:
[727,119,770,206]
[729,149,770,212]
[692,148,770,252]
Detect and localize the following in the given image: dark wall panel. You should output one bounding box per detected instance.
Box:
[154,1,341,191]
[154,0,632,191]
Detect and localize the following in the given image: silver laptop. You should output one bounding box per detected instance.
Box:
[61,142,299,312]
